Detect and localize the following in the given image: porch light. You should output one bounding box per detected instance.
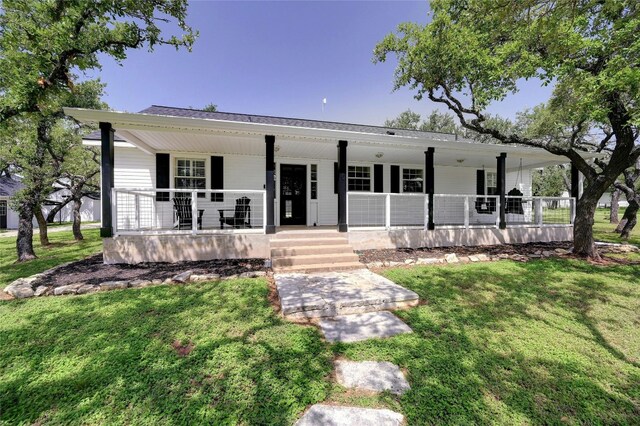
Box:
[456,159,465,163]
[274,145,281,152]
[375,152,384,159]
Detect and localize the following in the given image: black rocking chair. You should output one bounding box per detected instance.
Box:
[218,196,251,229]
[173,197,204,230]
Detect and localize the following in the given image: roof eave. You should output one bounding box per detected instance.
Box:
[65,107,601,161]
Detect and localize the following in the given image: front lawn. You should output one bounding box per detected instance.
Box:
[0,229,102,289]
[1,259,639,424]
[0,279,331,425]
[327,260,640,424]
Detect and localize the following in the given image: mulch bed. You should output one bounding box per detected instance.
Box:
[357,241,574,264]
[31,254,268,288]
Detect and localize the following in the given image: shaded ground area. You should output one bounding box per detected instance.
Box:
[0,279,331,425]
[30,253,267,288]
[1,259,639,424]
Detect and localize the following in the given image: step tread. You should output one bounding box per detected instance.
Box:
[272,253,359,260]
[273,262,364,273]
[271,244,353,258]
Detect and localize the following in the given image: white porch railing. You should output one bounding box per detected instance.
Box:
[112,188,266,235]
[505,196,575,226]
[347,192,575,229]
[347,192,427,229]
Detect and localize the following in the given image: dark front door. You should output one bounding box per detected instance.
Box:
[0,200,6,229]
[280,164,306,225]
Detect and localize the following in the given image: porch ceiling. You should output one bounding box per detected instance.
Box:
[68,107,593,170]
[112,128,567,170]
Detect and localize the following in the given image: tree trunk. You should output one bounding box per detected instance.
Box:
[34,208,49,246]
[610,188,621,223]
[46,198,72,223]
[573,189,600,259]
[72,198,83,241]
[16,205,37,261]
[619,198,638,240]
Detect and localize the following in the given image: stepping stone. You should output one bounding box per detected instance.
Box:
[335,360,410,395]
[296,404,404,426]
[275,269,419,319]
[319,311,412,343]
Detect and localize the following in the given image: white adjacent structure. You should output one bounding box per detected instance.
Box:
[66,105,590,264]
[0,176,100,230]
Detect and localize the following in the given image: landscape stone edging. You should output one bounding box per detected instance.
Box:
[3,268,268,300]
[365,247,579,269]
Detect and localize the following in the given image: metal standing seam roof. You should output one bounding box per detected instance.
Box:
[0,176,23,197]
[83,105,464,142]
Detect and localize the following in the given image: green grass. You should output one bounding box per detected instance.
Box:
[0,279,332,425]
[326,260,640,424]
[593,207,640,246]
[0,229,102,289]
[1,260,639,425]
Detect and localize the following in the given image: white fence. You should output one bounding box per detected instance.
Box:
[112,188,266,235]
[347,192,574,229]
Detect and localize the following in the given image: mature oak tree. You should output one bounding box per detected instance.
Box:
[375,0,639,258]
[0,0,197,261]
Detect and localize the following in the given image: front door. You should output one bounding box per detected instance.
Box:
[280,164,306,225]
[0,200,7,229]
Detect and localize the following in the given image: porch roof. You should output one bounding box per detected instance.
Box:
[66,106,597,170]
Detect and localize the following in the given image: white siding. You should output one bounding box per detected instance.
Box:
[114,147,155,188]
[110,146,537,230]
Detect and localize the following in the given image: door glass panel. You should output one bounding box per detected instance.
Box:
[285,200,292,218]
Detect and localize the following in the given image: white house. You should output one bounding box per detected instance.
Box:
[0,176,100,230]
[67,105,593,268]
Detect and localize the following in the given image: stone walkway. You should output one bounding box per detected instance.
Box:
[319,311,413,343]
[275,269,419,319]
[335,360,410,395]
[276,268,415,425]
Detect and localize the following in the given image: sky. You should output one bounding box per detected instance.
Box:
[87,0,554,126]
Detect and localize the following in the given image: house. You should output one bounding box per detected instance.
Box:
[0,176,23,229]
[66,105,592,266]
[0,175,100,230]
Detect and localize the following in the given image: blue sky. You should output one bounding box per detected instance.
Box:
[88,1,553,126]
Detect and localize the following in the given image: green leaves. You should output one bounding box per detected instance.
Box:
[0,0,198,121]
[375,0,639,126]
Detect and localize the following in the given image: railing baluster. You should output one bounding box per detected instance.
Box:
[191,190,198,234]
[464,196,469,229]
[385,194,391,229]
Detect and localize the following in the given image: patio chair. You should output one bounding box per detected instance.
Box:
[218,196,251,229]
[173,197,204,230]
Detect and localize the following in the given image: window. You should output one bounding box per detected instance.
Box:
[402,168,423,193]
[0,200,6,215]
[310,164,318,200]
[486,171,498,195]
[348,165,371,191]
[175,158,206,198]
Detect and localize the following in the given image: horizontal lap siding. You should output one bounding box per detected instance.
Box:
[114,147,155,188]
[317,160,337,226]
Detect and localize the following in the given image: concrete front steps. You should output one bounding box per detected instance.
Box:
[271,230,363,273]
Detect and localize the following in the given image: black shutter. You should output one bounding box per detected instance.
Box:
[390,165,400,193]
[211,156,224,202]
[334,162,339,194]
[374,164,383,193]
[476,170,485,195]
[156,153,170,201]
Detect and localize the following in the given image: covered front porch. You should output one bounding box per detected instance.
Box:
[65,106,581,263]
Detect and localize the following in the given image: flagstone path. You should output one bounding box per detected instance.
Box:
[275,268,415,425]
